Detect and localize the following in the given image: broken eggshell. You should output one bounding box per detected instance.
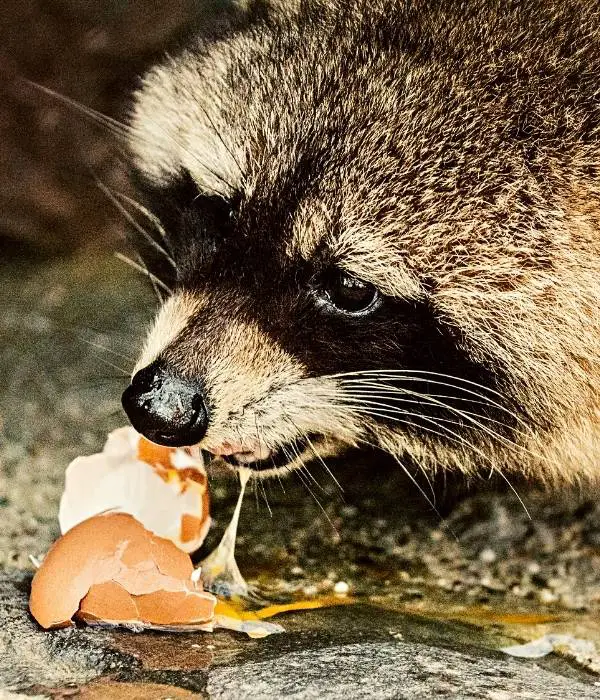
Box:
[33,430,285,637]
[58,427,210,553]
[29,512,216,630]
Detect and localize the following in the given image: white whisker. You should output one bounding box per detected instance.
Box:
[355,435,457,540]
[114,252,172,294]
[78,337,135,363]
[25,79,235,197]
[335,371,530,431]
[283,446,338,532]
[114,192,168,240]
[335,378,546,463]
[95,179,176,268]
[285,417,344,493]
[337,389,517,434]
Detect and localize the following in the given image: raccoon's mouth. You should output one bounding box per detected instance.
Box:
[204,435,314,472]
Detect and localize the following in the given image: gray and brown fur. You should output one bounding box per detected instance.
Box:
[127,0,600,482]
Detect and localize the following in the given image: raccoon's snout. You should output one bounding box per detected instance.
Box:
[121,360,209,447]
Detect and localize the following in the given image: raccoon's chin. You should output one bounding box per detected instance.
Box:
[203,434,319,479]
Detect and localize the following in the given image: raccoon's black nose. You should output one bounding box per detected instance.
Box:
[121,361,208,447]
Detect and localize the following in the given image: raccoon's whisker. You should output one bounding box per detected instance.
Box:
[254,415,284,495]
[494,469,531,519]
[300,464,325,492]
[338,389,516,433]
[25,79,231,199]
[302,398,493,467]
[344,399,531,519]
[340,375,513,416]
[258,478,273,517]
[317,397,520,491]
[95,179,176,268]
[336,379,544,462]
[419,460,437,509]
[285,418,343,493]
[114,252,172,294]
[136,252,164,304]
[344,406,493,463]
[86,353,131,376]
[24,79,136,140]
[391,454,447,534]
[327,369,532,434]
[303,434,343,493]
[252,475,260,513]
[293,469,337,533]
[316,391,499,437]
[352,396,535,465]
[354,434,456,539]
[282,445,337,531]
[339,385,505,410]
[286,438,325,492]
[78,337,136,363]
[340,397,486,435]
[338,384,544,472]
[276,470,286,494]
[114,192,168,241]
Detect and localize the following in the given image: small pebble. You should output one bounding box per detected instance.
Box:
[334,580,350,595]
[479,547,497,564]
[527,561,541,575]
[539,588,559,604]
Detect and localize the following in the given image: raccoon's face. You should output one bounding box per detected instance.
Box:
[121,3,600,481]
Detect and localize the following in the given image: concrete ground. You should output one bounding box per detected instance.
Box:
[2,251,600,698]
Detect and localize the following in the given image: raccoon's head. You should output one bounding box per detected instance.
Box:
[122,1,600,482]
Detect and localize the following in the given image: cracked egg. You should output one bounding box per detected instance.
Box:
[30,429,285,637]
[29,512,216,630]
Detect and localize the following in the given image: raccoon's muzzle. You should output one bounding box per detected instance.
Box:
[121,360,209,447]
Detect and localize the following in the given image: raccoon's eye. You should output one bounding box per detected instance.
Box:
[319,269,381,315]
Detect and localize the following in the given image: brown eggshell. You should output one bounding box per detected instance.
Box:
[29,512,215,630]
[136,437,211,553]
[78,581,138,622]
[77,581,216,626]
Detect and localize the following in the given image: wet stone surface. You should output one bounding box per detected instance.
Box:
[2,570,600,699]
[2,253,600,698]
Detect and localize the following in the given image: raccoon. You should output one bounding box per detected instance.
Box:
[120,0,600,484]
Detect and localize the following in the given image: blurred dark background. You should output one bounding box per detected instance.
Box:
[0,0,229,258]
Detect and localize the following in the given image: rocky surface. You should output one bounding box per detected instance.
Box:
[1,569,599,699]
[2,253,600,697]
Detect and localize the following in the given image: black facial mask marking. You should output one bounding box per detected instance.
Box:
[131,167,521,453]
[131,169,240,287]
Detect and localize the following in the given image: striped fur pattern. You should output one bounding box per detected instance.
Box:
[128,0,600,482]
